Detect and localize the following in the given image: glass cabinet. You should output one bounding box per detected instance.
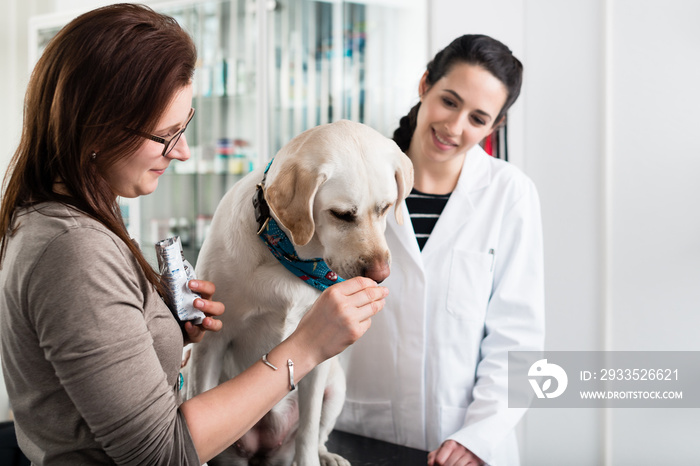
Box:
[30,0,427,266]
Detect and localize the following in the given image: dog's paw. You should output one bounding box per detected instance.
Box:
[319,451,351,466]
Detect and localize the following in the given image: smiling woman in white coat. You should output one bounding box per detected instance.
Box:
[336,35,545,466]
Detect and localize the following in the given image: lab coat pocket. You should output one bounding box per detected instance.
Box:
[446,250,493,321]
[337,399,396,442]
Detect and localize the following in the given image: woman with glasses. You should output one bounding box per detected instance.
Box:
[0,4,386,465]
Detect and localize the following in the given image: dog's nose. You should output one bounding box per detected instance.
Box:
[363,260,390,284]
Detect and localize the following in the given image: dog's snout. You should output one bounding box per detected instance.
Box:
[362,260,390,284]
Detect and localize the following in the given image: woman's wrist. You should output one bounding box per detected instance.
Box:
[267,334,319,384]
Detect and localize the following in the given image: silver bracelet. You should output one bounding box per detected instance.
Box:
[261,353,278,370]
[261,353,296,391]
[287,359,296,391]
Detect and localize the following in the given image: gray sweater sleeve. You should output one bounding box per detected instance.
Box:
[26,225,200,465]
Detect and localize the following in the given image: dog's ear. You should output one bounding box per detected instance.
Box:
[266,161,327,246]
[394,152,414,225]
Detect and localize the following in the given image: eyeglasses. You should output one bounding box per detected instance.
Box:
[125,107,195,157]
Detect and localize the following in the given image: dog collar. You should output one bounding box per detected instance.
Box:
[253,159,345,291]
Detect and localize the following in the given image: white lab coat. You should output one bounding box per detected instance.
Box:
[336,145,545,466]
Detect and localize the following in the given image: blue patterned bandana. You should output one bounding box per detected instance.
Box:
[253,159,345,291]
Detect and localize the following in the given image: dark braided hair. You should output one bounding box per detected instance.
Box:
[393,34,523,153]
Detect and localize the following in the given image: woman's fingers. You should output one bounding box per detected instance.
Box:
[193,296,225,318]
[329,276,389,319]
[182,280,225,345]
[190,280,225,321]
[188,279,215,300]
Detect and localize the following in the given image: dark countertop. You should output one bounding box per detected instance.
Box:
[328,430,428,466]
[2,421,429,466]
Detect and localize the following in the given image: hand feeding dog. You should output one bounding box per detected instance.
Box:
[183,120,414,466]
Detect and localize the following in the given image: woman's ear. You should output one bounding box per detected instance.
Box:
[418,71,430,99]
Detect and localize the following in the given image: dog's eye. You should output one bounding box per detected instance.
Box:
[330,210,356,223]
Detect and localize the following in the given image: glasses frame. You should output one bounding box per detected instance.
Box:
[125,107,196,157]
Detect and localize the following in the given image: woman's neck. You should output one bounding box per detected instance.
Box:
[409,152,465,195]
[52,179,117,204]
[52,179,69,196]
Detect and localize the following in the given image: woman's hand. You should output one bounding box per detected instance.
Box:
[183,279,225,345]
[291,276,388,365]
[428,440,484,466]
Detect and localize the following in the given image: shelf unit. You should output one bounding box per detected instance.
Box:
[29,0,427,266]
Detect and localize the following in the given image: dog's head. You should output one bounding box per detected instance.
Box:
[264,120,413,283]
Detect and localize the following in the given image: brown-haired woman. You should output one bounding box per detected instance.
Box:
[0,4,386,465]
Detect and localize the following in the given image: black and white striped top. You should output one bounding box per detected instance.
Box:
[405,188,452,250]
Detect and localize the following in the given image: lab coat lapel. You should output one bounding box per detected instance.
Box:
[421,146,491,257]
[387,201,422,269]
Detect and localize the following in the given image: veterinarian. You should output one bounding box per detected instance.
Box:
[336,35,545,466]
[0,4,387,465]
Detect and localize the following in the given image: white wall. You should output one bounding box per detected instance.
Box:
[430,0,700,464]
[0,1,53,184]
[607,1,700,464]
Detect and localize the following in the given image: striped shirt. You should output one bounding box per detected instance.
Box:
[405,188,452,250]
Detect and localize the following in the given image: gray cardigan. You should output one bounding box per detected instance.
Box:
[0,203,200,465]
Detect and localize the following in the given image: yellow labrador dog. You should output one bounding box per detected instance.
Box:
[184,120,413,466]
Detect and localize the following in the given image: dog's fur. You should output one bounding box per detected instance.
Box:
[184,120,413,466]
